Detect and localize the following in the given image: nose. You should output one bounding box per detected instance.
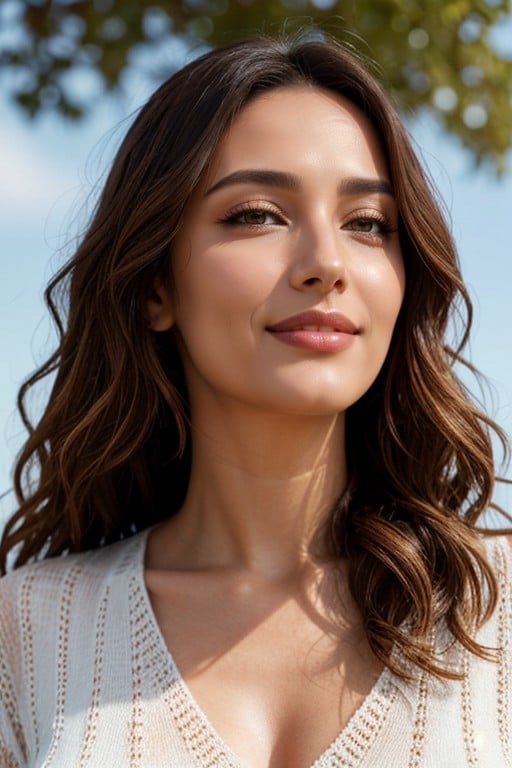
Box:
[289,220,346,294]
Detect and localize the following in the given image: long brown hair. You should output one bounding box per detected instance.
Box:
[1,33,509,679]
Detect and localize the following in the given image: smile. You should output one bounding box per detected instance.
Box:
[267,309,358,333]
[266,310,359,352]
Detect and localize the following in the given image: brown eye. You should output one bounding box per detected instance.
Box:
[222,206,283,227]
[348,218,379,233]
[242,210,270,225]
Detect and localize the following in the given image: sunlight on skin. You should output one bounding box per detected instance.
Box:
[145,86,405,578]
[143,87,401,766]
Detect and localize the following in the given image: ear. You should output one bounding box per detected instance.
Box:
[146,276,175,332]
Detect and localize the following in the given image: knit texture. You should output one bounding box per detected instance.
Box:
[1,530,511,767]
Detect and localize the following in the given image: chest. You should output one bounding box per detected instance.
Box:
[20,560,511,768]
[146,571,385,768]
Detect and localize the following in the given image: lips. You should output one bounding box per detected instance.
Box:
[266,310,359,352]
[267,309,358,334]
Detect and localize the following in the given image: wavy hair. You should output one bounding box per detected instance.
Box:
[1,33,509,679]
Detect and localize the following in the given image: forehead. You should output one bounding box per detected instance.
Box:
[204,85,390,186]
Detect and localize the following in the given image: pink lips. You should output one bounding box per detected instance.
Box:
[266,309,359,352]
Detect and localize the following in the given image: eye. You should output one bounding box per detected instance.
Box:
[236,209,276,226]
[219,203,285,228]
[344,214,396,238]
[348,218,381,233]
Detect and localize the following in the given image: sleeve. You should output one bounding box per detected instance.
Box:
[0,574,28,767]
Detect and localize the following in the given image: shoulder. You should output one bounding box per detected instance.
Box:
[1,526,149,582]
[475,531,512,605]
[472,531,512,649]
[0,531,141,605]
[478,530,512,573]
[0,531,148,668]
[0,532,149,763]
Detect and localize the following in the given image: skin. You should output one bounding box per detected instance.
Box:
[145,86,405,768]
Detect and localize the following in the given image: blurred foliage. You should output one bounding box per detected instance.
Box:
[0,0,511,171]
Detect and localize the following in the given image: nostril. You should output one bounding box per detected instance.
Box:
[303,277,319,286]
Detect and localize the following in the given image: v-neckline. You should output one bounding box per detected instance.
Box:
[131,528,399,768]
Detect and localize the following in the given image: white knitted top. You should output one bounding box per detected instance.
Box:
[0,529,511,768]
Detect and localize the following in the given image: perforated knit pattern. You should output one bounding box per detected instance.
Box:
[0,591,26,764]
[78,587,109,768]
[1,532,511,767]
[496,542,512,764]
[461,646,478,767]
[407,668,428,768]
[19,572,37,757]
[310,674,397,767]
[44,561,83,767]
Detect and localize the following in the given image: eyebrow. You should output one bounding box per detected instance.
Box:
[205,169,394,198]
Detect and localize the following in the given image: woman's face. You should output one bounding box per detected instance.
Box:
[159,86,405,417]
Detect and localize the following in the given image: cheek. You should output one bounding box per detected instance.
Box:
[173,243,281,324]
[358,256,405,329]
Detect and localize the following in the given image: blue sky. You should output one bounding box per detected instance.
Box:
[1,46,512,524]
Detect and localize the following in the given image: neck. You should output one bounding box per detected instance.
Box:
[155,406,346,580]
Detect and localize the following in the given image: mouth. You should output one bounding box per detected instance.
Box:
[266,310,359,352]
[266,309,359,335]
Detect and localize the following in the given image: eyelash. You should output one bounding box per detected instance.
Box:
[218,203,396,240]
[346,213,396,237]
[219,202,284,227]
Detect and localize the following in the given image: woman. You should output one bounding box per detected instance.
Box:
[0,33,510,768]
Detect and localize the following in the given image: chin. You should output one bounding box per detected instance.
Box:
[255,375,373,415]
[250,386,363,418]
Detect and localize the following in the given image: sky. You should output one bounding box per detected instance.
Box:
[1,29,512,526]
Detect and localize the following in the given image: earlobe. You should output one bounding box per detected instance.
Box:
[146,277,175,331]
